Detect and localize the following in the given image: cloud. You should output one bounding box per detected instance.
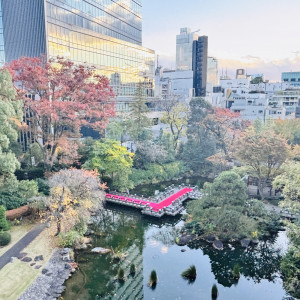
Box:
[218,56,300,81]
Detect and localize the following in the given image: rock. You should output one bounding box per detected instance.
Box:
[74,243,87,250]
[17,252,27,259]
[241,238,251,248]
[22,257,32,262]
[61,248,71,255]
[85,229,94,236]
[213,240,224,250]
[34,255,44,261]
[10,257,17,263]
[205,235,216,243]
[91,247,111,254]
[251,239,259,245]
[35,265,42,269]
[181,249,187,252]
[42,268,48,274]
[30,263,36,266]
[177,235,194,246]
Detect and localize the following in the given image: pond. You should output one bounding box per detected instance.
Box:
[63,203,293,300]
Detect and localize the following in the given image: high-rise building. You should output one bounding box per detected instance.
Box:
[193,36,208,97]
[0,0,155,98]
[207,57,219,87]
[176,28,199,71]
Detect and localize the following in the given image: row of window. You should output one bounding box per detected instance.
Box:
[47,1,141,45]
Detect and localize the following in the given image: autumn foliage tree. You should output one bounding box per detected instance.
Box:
[7,56,115,168]
[235,129,289,199]
[47,168,105,236]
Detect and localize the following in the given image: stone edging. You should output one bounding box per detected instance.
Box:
[18,248,76,300]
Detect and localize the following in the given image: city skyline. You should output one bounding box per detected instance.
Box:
[143,0,300,81]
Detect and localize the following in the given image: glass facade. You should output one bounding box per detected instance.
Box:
[0,0,155,98]
[176,28,198,71]
[0,1,5,65]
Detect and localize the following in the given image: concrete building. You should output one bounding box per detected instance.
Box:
[0,0,155,99]
[207,57,219,89]
[282,72,300,87]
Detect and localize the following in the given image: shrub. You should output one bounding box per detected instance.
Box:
[118,268,125,281]
[211,284,218,299]
[232,264,240,279]
[130,263,136,275]
[0,206,10,231]
[0,231,11,246]
[36,178,50,195]
[149,270,157,288]
[58,230,81,248]
[181,265,197,281]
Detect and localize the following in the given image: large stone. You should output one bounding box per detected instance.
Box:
[177,235,194,246]
[22,257,32,262]
[241,238,251,248]
[205,235,216,243]
[17,252,27,259]
[91,247,111,254]
[213,240,224,250]
[34,255,44,261]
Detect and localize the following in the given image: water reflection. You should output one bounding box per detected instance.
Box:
[63,205,291,300]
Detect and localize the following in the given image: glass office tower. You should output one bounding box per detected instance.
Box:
[0,0,155,98]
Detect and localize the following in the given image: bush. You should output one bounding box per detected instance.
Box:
[130,263,136,275]
[211,284,218,299]
[15,167,44,180]
[36,178,50,195]
[118,268,125,281]
[58,230,81,248]
[149,270,157,288]
[181,265,197,281]
[0,231,11,246]
[0,206,10,231]
[232,264,240,279]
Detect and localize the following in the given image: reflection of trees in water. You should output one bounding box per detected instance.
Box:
[65,209,147,299]
[196,240,282,287]
[150,226,180,247]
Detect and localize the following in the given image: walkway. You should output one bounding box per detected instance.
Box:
[106,185,202,218]
[0,223,47,270]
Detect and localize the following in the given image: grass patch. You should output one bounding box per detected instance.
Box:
[0,221,35,256]
[0,225,57,300]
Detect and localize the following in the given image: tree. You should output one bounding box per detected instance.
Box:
[202,108,247,157]
[47,169,104,235]
[7,56,115,169]
[274,162,300,298]
[160,99,188,150]
[83,139,134,191]
[126,82,152,142]
[0,69,23,189]
[181,97,216,175]
[235,129,289,199]
[186,171,267,239]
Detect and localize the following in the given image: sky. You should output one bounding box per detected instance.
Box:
[142,0,300,81]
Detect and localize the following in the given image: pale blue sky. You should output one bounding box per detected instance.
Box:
[142,0,300,80]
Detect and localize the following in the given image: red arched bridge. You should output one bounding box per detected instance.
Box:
[105,185,202,217]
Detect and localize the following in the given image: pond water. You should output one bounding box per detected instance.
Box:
[63,204,292,300]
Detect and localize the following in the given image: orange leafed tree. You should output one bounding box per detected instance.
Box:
[7,56,116,168]
[47,168,105,235]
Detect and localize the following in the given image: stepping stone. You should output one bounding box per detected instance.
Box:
[30,263,36,266]
[17,252,27,259]
[35,265,42,269]
[22,257,32,262]
[34,255,44,261]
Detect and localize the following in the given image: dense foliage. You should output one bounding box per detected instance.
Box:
[186,171,280,240]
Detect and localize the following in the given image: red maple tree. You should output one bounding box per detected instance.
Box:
[7,56,115,168]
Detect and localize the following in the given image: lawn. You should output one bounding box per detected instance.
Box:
[0,220,35,257]
[0,225,57,300]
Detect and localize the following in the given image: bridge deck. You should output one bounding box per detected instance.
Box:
[105,186,201,218]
